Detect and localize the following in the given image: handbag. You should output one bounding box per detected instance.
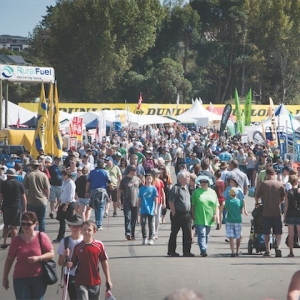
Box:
[38,232,58,285]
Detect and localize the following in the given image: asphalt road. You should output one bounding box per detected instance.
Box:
[0,175,298,299]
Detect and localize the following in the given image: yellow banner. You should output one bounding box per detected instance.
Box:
[19,103,300,123]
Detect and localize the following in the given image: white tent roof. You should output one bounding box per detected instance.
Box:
[245,104,300,141]
[176,98,222,126]
[5,101,36,126]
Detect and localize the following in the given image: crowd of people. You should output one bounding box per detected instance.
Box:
[0,124,300,299]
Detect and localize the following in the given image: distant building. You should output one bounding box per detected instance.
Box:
[0,35,29,51]
[0,54,29,66]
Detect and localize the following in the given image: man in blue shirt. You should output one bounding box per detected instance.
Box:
[218,146,233,162]
[86,159,110,230]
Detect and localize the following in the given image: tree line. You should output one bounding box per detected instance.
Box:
[7,0,300,105]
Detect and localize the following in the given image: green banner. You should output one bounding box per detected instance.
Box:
[244,88,252,126]
[234,88,242,133]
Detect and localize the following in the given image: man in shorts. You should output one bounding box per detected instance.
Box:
[0,169,26,248]
[255,167,285,257]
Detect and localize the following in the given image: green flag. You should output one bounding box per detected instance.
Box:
[234,88,243,133]
[244,88,252,126]
[241,111,245,133]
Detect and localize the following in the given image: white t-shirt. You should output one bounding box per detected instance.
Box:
[57,235,83,276]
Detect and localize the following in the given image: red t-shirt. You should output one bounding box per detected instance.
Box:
[71,239,108,286]
[154,179,165,204]
[8,232,53,278]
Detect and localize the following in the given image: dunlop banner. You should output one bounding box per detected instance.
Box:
[19,103,300,123]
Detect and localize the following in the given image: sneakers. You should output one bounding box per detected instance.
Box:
[97,226,104,231]
[52,238,62,243]
[49,212,54,219]
[148,239,154,245]
[183,252,195,257]
[113,211,117,217]
[235,251,242,257]
[155,234,158,240]
[288,252,295,257]
[167,252,180,257]
[216,224,220,230]
[263,251,271,257]
[230,253,236,257]
[103,213,108,218]
[275,249,282,257]
[201,252,208,257]
[142,238,148,245]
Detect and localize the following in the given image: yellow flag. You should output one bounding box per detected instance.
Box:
[44,83,53,155]
[53,82,63,157]
[31,82,48,159]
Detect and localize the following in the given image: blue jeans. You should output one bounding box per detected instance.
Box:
[195,225,211,254]
[13,276,47,300]
[123,205,138,238]
[94,199,106,228]
[239,165,247,174]
[27,204,47,232]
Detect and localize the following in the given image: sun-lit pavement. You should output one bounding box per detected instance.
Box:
[0,171,298,300]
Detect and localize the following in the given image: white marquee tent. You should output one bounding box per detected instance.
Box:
[5,101,36,126]
[245,104,300,141]
[176,98,222,126]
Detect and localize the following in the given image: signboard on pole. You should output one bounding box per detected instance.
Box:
[0,65,55,83]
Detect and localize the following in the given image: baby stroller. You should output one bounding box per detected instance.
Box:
[248,204,275,254]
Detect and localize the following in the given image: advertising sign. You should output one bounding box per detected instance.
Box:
[0,65,55,83]
[69,117,83,142]
[19,103,300,123]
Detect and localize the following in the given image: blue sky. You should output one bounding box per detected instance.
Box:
[0,0,57,37]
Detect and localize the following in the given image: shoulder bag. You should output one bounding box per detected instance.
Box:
[38,232,58,285]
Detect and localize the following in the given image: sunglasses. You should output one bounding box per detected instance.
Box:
[131,169,137,172]
[21,222,34,227]
[200,181,208,184]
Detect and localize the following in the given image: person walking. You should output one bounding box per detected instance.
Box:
[0,168,26,249]
[23,160,50,232]
[137,174,158,245]
[48,156,63,219]
[75,166,91,221]
[118,165,142,240]
[104,156,122,217]
[57,214,84,300]
[67,220,113,300]
[255,167,285,257]
[151,168,166,239]
[167,170,195,257]
[284,175,300,257]
[2,212,54,299]
[86,159,111,230]
[191,175,219,257]
[53,170,77,243]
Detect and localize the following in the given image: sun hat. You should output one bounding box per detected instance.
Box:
[66,214,84,226]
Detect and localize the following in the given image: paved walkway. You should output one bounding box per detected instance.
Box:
[0,189,298,299]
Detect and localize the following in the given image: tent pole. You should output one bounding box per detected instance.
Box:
[0,80,2,130]
[5,81,8,128]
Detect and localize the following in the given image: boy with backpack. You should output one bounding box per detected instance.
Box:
[57,214,84,300]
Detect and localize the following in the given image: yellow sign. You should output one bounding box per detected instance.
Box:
[19,103,300,123]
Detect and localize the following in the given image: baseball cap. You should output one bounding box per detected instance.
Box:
[105,156,113,161]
